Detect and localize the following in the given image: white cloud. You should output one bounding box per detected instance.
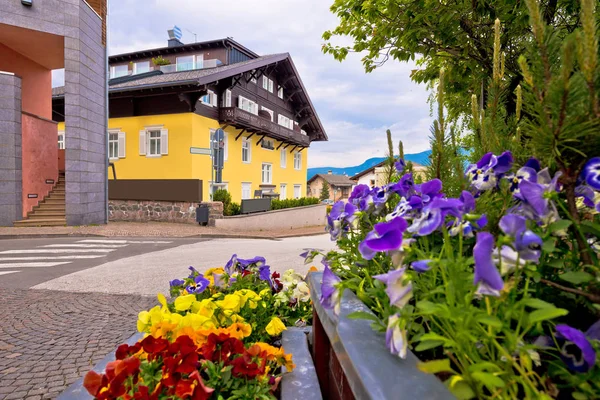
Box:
[102,0,433,168]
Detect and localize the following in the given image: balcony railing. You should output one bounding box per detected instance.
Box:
[220,107,310,147]
[109,59,221,78]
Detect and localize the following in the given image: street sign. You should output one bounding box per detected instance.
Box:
[190,147,211,155]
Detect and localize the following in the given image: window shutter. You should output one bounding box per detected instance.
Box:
[139,130,147,155]
[226,90,231,107]
[118,131,126,158]
[211,92,217,107]
[160,129,169,155]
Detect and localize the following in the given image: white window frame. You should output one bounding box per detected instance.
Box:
[261,106,274,122]
[210,182,229,199]
[201,90,217,107]
[280,183,287,200]
[262,163,273,184]
[224,89,232,107]
[242,182,252,200]
[140,126,168,158]
[262,76,273,93]
[148,130,162,156]
[278,114,294,130]
[133,61,150,75]
[110,64,128,78]
[280,148,287,168]
[294,184,302,199]
[238,96,258,115]
[242,137,251,163]
[57,131,65,150]
[108,131,119,160]
[294,151,302,170]
[278,87,284,99]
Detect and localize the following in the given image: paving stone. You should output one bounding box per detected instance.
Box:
[0,289,154,399]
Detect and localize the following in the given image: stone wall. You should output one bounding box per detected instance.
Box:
[108,200,223,226]
[215,204,327,231]
[0,73,23,226]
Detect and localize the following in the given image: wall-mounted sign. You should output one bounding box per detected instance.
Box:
[27,194,38,198]
[45,179,55,184]
[190,147,211,155]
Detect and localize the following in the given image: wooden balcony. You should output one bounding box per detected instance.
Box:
[219,107,310,147]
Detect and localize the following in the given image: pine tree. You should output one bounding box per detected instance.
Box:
[320,181,331,201]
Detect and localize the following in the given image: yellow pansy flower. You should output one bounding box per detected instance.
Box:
[216,294,242,313]
[174,294,196,311]
[265,317,287,336]
[157,293,168,309]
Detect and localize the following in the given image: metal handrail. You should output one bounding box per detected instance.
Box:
[109,162,117,180]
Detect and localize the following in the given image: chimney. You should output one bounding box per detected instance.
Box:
[167,27,183,47]
[327,170,332,175]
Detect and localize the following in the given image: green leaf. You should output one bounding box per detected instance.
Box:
[416,300,440,315]
[346,311,379,322]
[542,239,556,253]
[468,362,502,373]
[580,221,600,237]
[471,372,506,390]
[415,340,445,351]
[523,298,555,309]
[448,380,476,400]
[549,219,572,233]
[418,332,453,345]
[417,359,454,374]
[528,307,569,324]
[476,315,503,328]
[559,271,593,285]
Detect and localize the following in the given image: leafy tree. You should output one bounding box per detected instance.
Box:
[320,181,331,201]
[322,0,583,123]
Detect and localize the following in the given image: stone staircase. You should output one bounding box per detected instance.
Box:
[14,172,66,227]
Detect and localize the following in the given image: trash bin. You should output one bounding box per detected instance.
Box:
[196,204,209,226]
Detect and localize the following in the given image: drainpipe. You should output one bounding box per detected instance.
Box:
[104,0,110,224]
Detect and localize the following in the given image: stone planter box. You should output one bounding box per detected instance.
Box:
[307,271,453,400]
[58,329,322,400]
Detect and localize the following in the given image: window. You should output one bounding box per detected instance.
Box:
[139,127,168,157]
[294,151,302,170]
[242,137,251,163]
[238,96,258,115]
[210,183,228,198]
[57,131,65,149]
[261,106,274,122]
[176,55,200,71]
[278,114,294,130]
[262,76,273,93]
[133,61,150,75]
[262,163,272,184]
[210,129,228,162]
[250,70,257,84]
[242,183,252,200]
[108,130,126,159]
[280,184,287,200]
[110,64,128,78]
[278,87,284,99]
[223,89,232,107]
[294,185,301,199]
[201,90,217,107]
[261,138,274,150]
[280,148,287,168]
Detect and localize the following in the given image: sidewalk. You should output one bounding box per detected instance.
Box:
[0,221,326,239]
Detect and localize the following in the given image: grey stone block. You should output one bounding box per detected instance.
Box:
[281,328,322,400]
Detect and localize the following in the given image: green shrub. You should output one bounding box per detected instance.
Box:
[228,202,241,216]
[213,189,232,215]
[271,197,319,210]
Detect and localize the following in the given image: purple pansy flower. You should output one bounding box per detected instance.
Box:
[395,158,406,172]
[524,157,541,172]
[408,198,463,236]
[386,197,413,221]
[350,184,371,202]
[416,179,443,203]
[258,265,272,285]
[466,151,513,191]
[169,279,185,287]
[498,214,543,263]
[460,191,476,213]
[555,324,596,372]
[320,265,342,317]
[582,157,600,190]
[411,260,432,273]
[359,217,408,260]
[374,267,413,308]
[390,173,415,198]
[386,314,408,359]
[576,185,596,209]
[239,256,266,268]
[188,266,200,278]
[517,171,561,223]
[473,232,504,296]
[505,166,538,194]
[186,274,210,294]
[224,254,238,274]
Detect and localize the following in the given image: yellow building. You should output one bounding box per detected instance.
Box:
[53,37,327,203]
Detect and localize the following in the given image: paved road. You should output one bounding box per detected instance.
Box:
[0,234,335,399]
[0,237,206,289]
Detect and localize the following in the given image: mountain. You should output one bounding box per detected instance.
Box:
[307,150,432,180]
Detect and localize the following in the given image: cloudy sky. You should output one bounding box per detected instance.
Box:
[54,0,433,168]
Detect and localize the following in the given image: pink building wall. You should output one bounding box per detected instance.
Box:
[21,112,58,216]
[0,43,52,119]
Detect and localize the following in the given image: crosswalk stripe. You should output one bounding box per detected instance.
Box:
[40,244,127,248]
[0,262,71,268]
[0,255,104,261]
[0,271,19,276]
[0,249,114,254]
[77,239,173,244]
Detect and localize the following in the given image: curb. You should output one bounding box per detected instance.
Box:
[0,233,106,240]
[0,232,326,241]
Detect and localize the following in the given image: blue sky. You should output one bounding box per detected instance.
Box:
[53,0,433,167]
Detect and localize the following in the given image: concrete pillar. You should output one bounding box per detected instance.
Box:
[0,72,23,226]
